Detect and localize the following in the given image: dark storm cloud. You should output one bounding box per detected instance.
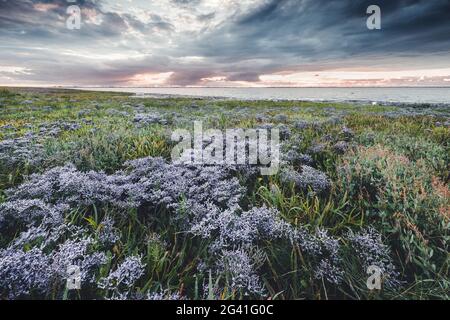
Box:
[167,69,213,86]
[231,0,450,58]
[227,72,261,82]
[0,0,449,86]
[162,0,450,84]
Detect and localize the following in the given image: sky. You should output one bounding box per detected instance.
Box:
[0,0,449,87]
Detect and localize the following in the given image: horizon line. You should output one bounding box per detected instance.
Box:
[3,85,450,89]
[67,85,450,89]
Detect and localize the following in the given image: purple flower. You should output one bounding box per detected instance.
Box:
[0,248,53,299]
[52,237,107,285]
[280,165,331,194]
[282,149,313,166]
[347,228,401,288]
[0,199,64,229]
[218,248,265,296]
[133,113,168,126]
[97,216,121,247]
[7,164,133,209]
[340,126,354,141]
[333,141,349,154]
[99,255,146,294]
[147,289,185,300]
[0,237,107,299]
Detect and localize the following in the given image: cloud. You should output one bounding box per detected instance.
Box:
[0,0,449,86]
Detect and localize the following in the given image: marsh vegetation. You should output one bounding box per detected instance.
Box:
[0,88,448,300]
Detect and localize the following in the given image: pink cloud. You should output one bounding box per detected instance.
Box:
[34,3,59,12]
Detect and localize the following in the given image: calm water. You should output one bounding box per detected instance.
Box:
[79,87,450,104]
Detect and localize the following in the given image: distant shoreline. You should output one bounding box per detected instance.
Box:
[74,86,450,106]
[2,86,450,106]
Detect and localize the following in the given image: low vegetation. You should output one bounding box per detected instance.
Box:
[0,88,448,300]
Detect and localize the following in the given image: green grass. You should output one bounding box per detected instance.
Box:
[0,88,448,300]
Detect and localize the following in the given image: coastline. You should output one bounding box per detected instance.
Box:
[73,86,450,106]
[4,86,448,107]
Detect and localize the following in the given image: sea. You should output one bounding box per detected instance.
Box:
[78,87,450,104]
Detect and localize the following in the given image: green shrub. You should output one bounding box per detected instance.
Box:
[337,145,449,297]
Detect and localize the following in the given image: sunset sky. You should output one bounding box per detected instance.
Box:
[1,0,449,87]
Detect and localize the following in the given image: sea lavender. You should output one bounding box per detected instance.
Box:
[0,247,53,299]
[218,248,265,296]
[282,149,313,166]
[333,141,349,154]
[0,233,107,298]
[123,157,245,210]
[1,152,351,299]
[106,109,129,117]
[314,259,344,284]
[99,255,146,292]
[147,289,185,300]
[340,126,354,141]
[97,216,121,247]
[313,229,343,284]
[9,223,86,251]
[294,120,309,130]
[191,205,292,251]
[0,199,62,229]
[0,135,45,166]
[7,164,133,209]
[133,113,168,126]
[77,109,92,117]
[255,114,268,122]
[277,124,291,140]
[308,143,326,154]
[0,124,16,131]
[280,165,331,194]
[52,238,107,285]
[274,114,288,123]
[347,228,401,288]
[38,121,82,136]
